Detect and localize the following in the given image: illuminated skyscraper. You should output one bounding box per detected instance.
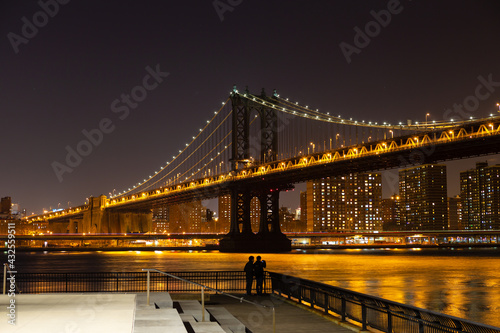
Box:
[399,164,448,230]
[218,194,231,233]
[381,195,400,231]
[250,197,260,232]
[300,191,308,230]
[306,173,382,232]
[448,195,462,230]
[460,162,500,230]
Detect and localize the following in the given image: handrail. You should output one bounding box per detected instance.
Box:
[3,263,20,294]
[142,268,275,332]
[269,272,500,332]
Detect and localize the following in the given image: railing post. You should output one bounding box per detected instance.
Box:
[146,270,150,306]
[310,288,314,308]
[341,297,346,322]
[201,287,205,322]
[387,309,392,332]
[361,302,367,331]
[272,307,276,333]
[2,264,6,295]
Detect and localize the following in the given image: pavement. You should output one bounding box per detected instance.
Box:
[0,292,358,333]
[205,293,356,333]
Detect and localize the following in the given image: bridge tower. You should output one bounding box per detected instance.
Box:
[220,87,291,252]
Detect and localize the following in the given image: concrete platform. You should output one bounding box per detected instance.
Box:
[0,293,357,333]
[0,293,136,333]
[207,294,355,333]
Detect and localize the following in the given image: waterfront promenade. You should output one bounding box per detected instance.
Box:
[0,292,355,332]
[3,269,500,332]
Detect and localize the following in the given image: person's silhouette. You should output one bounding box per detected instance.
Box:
[244,256,255,295]
[253,256,266,295]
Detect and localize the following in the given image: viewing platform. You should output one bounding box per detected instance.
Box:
[2,269,500,332]
[0,292,354,332]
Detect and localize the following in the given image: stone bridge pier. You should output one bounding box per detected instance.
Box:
[82,196,152,234]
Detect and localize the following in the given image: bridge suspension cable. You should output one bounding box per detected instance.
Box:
[113,98,233,198]
[111,89,499,199]
[234,91,473,130]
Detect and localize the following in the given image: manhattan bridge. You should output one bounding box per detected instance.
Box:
[26,87,500,252]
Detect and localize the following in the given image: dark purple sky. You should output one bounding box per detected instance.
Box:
[1,1,500,214]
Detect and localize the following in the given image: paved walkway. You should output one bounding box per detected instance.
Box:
[0,293,358,333]
[206,293,355,333]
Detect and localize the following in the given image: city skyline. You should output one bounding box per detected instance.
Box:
[1,1,500,214]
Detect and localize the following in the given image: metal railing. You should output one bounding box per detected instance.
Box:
[268,272,500,333]
[2,270,272,294]
[143,268,275,331]
[2,263,20,294]
[4,268,499,332]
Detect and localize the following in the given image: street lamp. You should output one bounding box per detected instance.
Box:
[389,130,393,139]
[425,113,430,125]
[310,142,315,153]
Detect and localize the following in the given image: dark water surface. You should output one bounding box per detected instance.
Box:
[3,248,500,328]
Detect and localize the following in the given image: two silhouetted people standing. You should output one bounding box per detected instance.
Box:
[243,255,266,296]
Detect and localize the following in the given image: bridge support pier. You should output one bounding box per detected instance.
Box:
[219,187,291,253]
[82,196,152,234]
[221,88,291,252]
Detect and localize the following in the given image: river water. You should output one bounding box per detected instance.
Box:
[3,248,500,328]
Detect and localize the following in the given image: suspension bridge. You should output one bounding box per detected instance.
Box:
[25,87,500,252]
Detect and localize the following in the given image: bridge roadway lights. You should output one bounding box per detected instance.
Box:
[219,232,291,253]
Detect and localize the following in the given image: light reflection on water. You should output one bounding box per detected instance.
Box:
[4,248,500,328]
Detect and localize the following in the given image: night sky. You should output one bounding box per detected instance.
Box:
[1,1,500,214]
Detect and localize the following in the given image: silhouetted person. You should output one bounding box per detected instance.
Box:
[253,256,266,295]
[244,256,255,295]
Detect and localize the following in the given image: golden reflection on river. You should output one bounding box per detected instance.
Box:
[9,248,500,328]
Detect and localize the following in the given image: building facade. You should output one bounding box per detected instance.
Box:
[399,164,448,230]
[218,194,231,233]
[152,201,205,233]
[381,195,400,231]
[305,173,382,232]
[448,195,462,230]
[460,162,500,230]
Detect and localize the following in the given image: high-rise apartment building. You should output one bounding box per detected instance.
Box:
[305,173,382,232]
[250,197,260,232]
[218,194,231,233]
[399,164,448,230]
[152,206,169,233]
[460,162,500,230]
[152,201,204,233]
[300,191,308,230]
[448,195,462,230]
[381,195,400,231]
